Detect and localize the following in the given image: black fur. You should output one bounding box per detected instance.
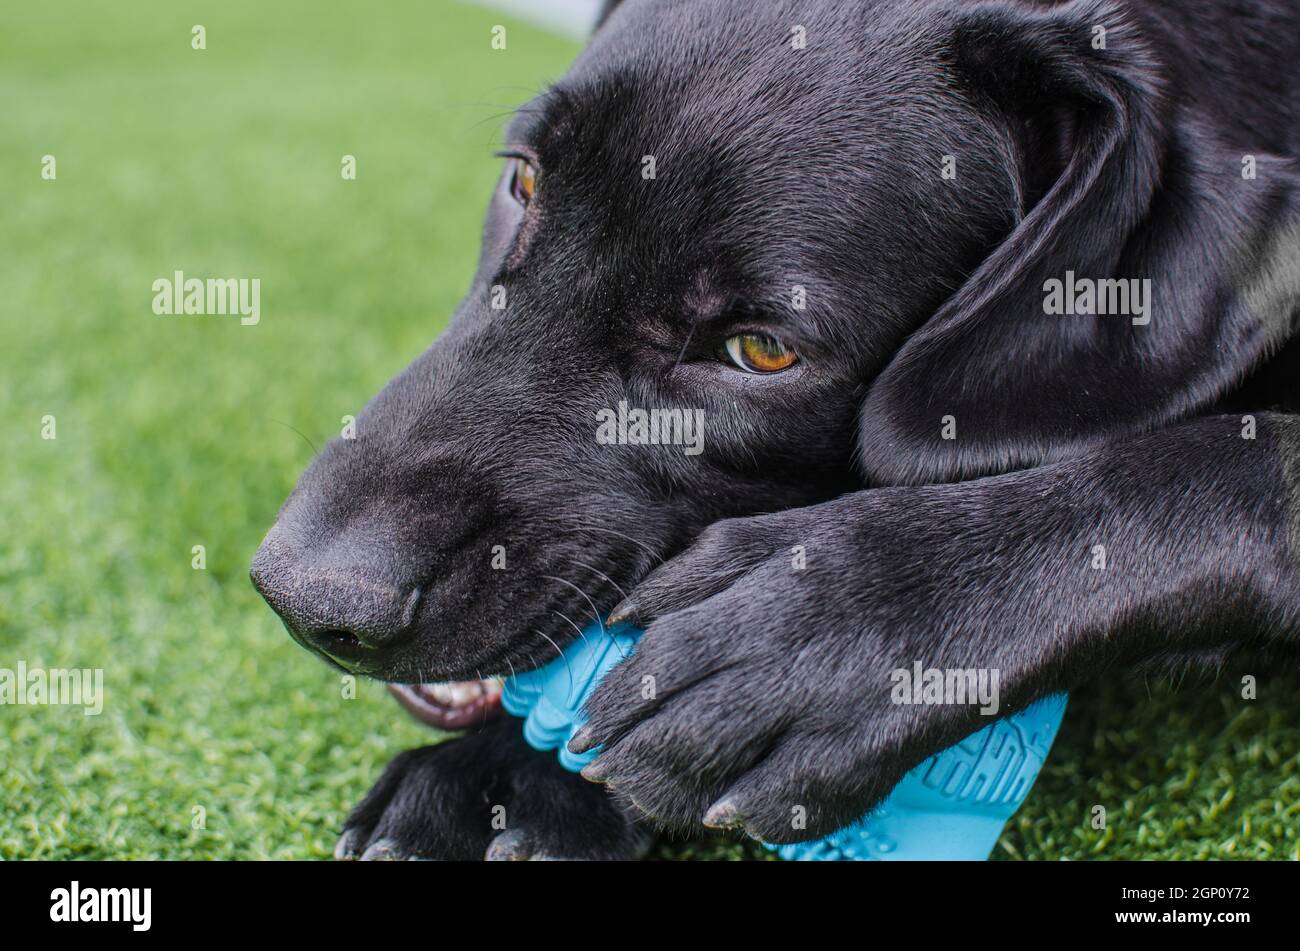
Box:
[252,0,1300,857]
[333,719,648,860]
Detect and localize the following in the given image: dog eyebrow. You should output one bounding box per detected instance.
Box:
[504,86,578,155]
[684,293,824,356]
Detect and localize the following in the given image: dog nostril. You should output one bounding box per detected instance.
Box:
[321,630,364,651]
[250,534,419,652]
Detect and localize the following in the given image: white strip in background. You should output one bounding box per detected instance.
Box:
[461,0,604,39]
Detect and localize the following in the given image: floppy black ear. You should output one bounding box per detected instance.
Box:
[857,0,1300,486]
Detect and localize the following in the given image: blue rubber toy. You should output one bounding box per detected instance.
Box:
[502,620,1068,860]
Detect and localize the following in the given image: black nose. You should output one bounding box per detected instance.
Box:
[249,528,420,660]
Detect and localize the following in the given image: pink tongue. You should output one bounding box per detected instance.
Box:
[389,680,503,730]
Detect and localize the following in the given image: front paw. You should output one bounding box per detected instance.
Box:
[336,718,650,860]
[574,505,1041,843]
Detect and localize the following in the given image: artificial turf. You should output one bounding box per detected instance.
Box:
[1,0,1296,862]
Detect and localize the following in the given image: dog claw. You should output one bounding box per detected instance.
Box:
[702,800,744,830]
[485,829,533,861]
[334,828,364,860]
[568,726,598,754]
[360,838,403,861]
[605,600,638,628]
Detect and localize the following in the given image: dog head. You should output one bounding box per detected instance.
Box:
[251,0,1291,705]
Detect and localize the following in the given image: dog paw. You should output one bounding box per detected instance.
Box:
[573,502,1056,842]
[335,718,650,861]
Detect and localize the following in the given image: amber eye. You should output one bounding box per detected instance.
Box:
[723,333,798,373]
[510,157,537,205]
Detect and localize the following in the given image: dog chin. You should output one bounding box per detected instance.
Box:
[388,680,504,729]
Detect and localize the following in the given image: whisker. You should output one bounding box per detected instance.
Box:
[466,108,531,133]
[268,417,319,458]
[552,608,594,653]
[569,557,631,604]
[548,575,627,660]
[552,519,665,568]
[534,629,574,700]
[673,321,697,371]
[474,668,492,729]
[543,574,606,628]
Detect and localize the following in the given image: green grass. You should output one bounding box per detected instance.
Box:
[1,0,1296,861]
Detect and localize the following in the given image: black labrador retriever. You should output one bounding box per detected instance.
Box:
[251,0,1300,860]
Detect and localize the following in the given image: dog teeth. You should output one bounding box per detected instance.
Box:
[419,678,503,708]
[427,682,477,706]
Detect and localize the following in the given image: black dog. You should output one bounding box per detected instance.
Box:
[251,0,1300,860]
